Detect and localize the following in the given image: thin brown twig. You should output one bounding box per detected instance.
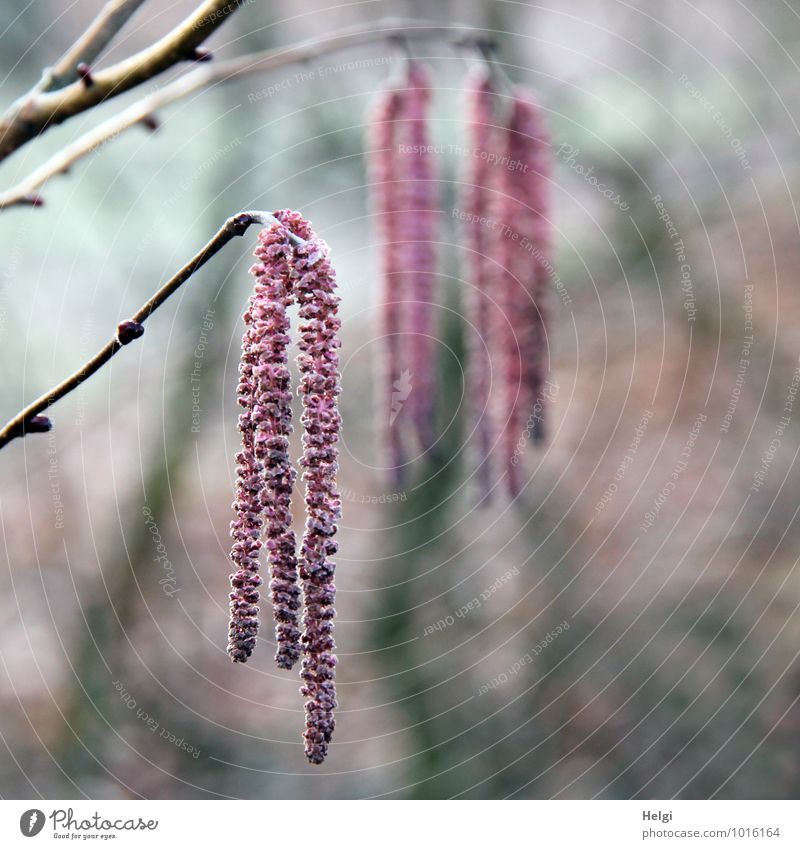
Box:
[0,0,242,163]
[0,17,482,209]
[0,210,296,451]
[40,0,149,91]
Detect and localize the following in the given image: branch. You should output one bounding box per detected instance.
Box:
[0,0,242,163]
[40,0,149,91]
[0,210,298,451]
[0,18,482,208]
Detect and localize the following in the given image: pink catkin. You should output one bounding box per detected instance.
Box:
[497,89,552,496]
[231,210,342,762]
[248,224,303,670]
[228,365,264,662]
[370,86,406,482]
[228,222,294,662]
[463,70,499,498]
[277,211,342,766]
[400,60,438,453]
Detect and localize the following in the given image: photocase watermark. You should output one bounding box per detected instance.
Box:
[88,125,125,157]
[400,142,530,174]
[389,368,412,426]
[20,806,158,836]
[47,428,65,530]
[141,506,179,596]
[751,357,800,493]
[556,143,630,211]
[720,282,754,434]
[179,137,242,192]
[20,809,45,837]
[477,620,571,696]
[451,206,572,307]
[193,0,254,29]
[678,73,751,171]
[652,193,696,322]
[640,412,706,532]
[74,312,94,428]
[0,218,29,344]
[136,138,243,253]
[511,380,560,465]
[248,56,392,102]
[595,408,653,513]
[339,486,407,505]
[423,565,520,636]
[84,82,161,158]
[113,679,200,759]
[190,307,215,433]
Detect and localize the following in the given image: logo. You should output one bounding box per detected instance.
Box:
[389,369,412,426]
[19,809,45,837]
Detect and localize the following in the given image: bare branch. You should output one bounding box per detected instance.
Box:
[0,0,243,163]
[0,18,481,209]
[41,0,149,91]
[0,210,296,451]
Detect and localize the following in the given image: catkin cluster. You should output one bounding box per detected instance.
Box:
[227,60,553,768]
[228,211,341,766]
[369,62,553,496]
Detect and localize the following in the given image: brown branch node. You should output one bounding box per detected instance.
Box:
[0,210,288,451]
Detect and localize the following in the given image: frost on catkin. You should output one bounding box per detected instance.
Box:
[278,211,342,766]
[228,380,264,664]
[228,222,291,663]
[229,220,302,667]
[249,223,303,670]
[229,210,343,763]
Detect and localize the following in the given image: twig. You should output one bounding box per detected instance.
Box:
[40,0,149,91]
[0,0,242,163]
[0,18,483,209]
[0,210,296,451]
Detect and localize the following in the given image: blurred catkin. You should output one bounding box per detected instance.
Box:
[496,88,552,496]
[370,84,407,482]
[462,69,500,498]
[400,60,439,454]
[368,60,439,475]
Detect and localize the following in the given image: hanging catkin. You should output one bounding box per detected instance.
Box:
[290,224,342,767]
[229,211,342,765]
[496,88,552,496]
[462,69,499,498]
[228,222,296,664]
[370,85,407,482]
[251,223,303,670]
[227,65,554,771]
[399,60,438,454]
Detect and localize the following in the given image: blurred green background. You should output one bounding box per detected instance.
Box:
[1,0,800,799]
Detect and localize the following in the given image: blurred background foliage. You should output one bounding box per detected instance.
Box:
[1,0,800,798]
